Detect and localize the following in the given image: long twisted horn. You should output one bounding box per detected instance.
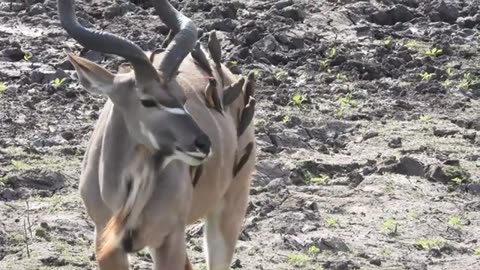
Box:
[152,0,198,81]
[57,0,158,82]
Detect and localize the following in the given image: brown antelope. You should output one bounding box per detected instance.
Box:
[56,0,256,269]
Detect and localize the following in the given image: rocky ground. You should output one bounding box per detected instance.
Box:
[1,0,480,269]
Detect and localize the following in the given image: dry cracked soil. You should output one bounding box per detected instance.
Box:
[1,0,480,269]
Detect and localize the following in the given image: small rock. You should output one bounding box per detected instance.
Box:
[370,258,382,266]
[463,131,476,141]
[388,137,402,148]
[435,0,459,23]
[426,165,450,183]
[207,18,236,32]
[316,237,350,253]
[394,156,425,177]
[433,127,459,137]
[363,130,379,141]
[1,47,25,62]
[265,178,285,193]
[457,15,479,28]
[277,5,306,21]
[28,3,46,16]
[104,4,124,19]
[61,132,74,141]
[83,50,104,62]
[274,0,293,10]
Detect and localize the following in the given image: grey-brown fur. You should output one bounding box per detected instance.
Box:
[57,0,256,270]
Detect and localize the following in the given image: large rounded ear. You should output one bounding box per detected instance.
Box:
[67,53,115,96]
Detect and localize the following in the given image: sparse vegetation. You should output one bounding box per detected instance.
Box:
[289,93,306,106]
[448,216,463,227]
[326,217,338,227]
[420,71,435,81]
[419,115,431,122]
[424,47,443,57]
[381,218,398,235]
[23,53,32,61]
[0,81,6,94]
[415,238,446,250]
[404,40,417,49]
[53,77,67,86]
[287,253,309,267]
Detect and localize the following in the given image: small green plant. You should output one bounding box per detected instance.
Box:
[308,245,320,255]
[338,92,357,107]
[404,40,417,49]
[420,71,435,81]
[251,69,262,78]
[474,247,480,255]
[287,253,309,267]
[23,54,32,61]
[53,77,67,86]
[448,216,463,227]
[382,246,393,255]
[274,69,287,80]
[415,238,446,250]
[326,217,338,227]
[407,210,416,219]
[0,82,6,94]
[451,177,464,185]
[320,59,330,70]
[290,93,306,106]
[282,115,290,123]
[419,114,431,122]
[310,175,329,185]
[328,47,336,58]
[383,36,394,47]
[459,72,478,89]
[381,219,398,235]
[425,48,443,57]
[11,160,28,169]
[445,67,454,77]
[441,79,453,88]
[336,73,347,81]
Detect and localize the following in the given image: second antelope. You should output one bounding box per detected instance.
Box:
[57,0,256,269]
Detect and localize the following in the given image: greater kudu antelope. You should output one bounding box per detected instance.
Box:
[56,0,256,269]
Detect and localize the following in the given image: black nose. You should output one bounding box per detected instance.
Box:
[194,134,211,154]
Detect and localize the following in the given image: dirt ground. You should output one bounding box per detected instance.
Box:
[1,0,480,269]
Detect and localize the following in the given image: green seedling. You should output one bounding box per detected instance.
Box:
[338,92,357,107]
[290,93,306,106]
[328,47,336,58]
[383,36,394,47]
[274,69,287,80]
[415,238,446,250]
[23,54,32,61]
[336,73,347,81]
[404,40,417,49]
[381,219,398,235]
[310,175,329,185]
[420,71,435,81]
[407,210,416,219]
[419,115,431,122]
[11,160,28,169]
[0,82,6,94]
[448,216,462,227]
[441,79,452,88]
[451,177,464,185]
[425,48,443,57]
[459,72,478,89]
[474,247,480,255]
[445,67,454,77]
[287,253,309,267]
[53,78,67,86]
[250,69,262,78]
[320,59,330,70]
[382,246,393,255]
[308,246,320,255]
[282,115,290,123]
[326,217,338,227]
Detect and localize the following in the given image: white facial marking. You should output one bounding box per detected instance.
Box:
[172,149,204,166]
[139,122,160,149]
[158,105,187,115]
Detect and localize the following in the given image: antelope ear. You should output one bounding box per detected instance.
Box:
[67,53,115,96]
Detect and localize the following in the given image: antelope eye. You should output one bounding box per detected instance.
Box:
[140,99,157,108]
